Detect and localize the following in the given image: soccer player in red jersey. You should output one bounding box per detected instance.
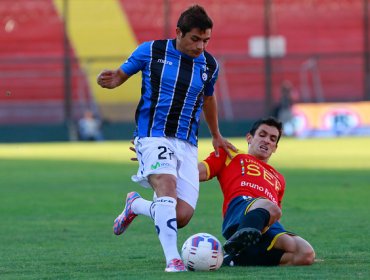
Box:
[199,117,315,266]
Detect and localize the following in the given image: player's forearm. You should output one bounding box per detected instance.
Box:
[198,162,208,182]
[203,95,221,138]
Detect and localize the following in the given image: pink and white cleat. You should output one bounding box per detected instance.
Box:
[165,258,187,272]
[113,192,141,235]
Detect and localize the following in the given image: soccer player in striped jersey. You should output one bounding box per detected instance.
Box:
[199,117,315,266]
[97,5,235,272]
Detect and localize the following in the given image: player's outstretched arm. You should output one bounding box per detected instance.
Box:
[203,95,237,158]
[97,68,129,89]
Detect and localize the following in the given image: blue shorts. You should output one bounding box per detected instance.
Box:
[222,196,294,252]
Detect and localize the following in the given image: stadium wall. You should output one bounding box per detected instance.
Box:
[0,120,254,143]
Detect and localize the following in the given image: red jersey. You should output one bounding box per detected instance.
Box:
[202,148,286,216]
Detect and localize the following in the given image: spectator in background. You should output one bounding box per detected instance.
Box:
[273,80,298,136]
[78,110,104,141]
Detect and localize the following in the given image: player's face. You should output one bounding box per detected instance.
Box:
[176,27,211,58]
[246,124,279,162]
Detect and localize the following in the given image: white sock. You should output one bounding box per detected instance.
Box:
[154,196,181,264]
[131,197,155,220]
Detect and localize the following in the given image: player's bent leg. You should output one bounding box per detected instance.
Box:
[154,196,186,272]
[149,174,178,197]
[223,243,284,267]
[274,234,315,265]
[248,198,282,226]
[224,205,272,256]
[175,163,198,229]
[224,227,262,256]
[176,198,194,228]
[290,236,315,265]
[149,174,185,271]
[113,192,141,235]
[151,193,194,227]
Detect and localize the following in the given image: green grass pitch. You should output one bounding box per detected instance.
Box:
[0,137,369,279]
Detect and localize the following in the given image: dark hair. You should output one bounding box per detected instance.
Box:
[177,5,213,36]
[249,117,283,143]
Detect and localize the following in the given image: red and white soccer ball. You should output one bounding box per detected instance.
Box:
[181,232,224,271]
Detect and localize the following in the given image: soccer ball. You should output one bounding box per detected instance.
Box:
[181,232,224,271]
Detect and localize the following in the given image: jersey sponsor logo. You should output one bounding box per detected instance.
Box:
[157,58,173,66]
[151,162,160,170]
[240,181,278,204]
[151,161,170,170]
[240,158,281,191]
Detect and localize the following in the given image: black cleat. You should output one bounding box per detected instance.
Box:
[223,227,261,256]
[222,254,235,267]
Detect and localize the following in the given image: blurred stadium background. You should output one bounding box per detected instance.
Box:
[1,0,370,142]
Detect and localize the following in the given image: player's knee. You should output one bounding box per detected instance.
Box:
[294,246,315,265]
[270,204,282,220]
[302,247,315,265]
[149,174,177,196]
[264,202,282,222]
